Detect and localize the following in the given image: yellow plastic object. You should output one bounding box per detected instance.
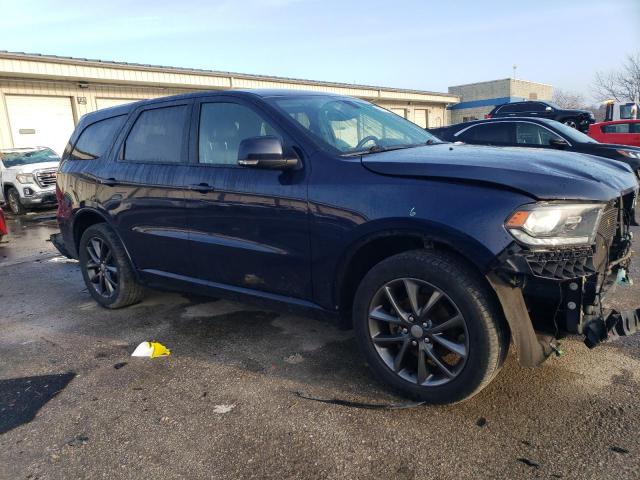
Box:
[131,341,171,358]
[150,342,171,358]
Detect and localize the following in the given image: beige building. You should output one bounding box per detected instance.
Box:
[448,78,553,124]
[0,51,459,155]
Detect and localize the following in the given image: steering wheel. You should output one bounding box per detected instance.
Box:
[355,136,379,150]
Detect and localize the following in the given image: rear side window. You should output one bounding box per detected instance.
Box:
[124,105,189,163]
[70,115,125,160]
[497,103,519,114]
[459,123,513,145]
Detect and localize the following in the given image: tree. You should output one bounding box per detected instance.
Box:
[552,88,587,109]
[592,53,640,102]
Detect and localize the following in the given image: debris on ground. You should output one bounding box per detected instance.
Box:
[284,353,304,364]
[212,404,235,414]
[131,341,171,358]
[295,391,426,410]
[610,446,629,454]
[517,458,540,469]
[113,362,127,370]
[475,417,487,427]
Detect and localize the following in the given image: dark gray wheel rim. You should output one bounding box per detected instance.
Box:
[368,278,469,387]
[564,119,577,128]
[8,190,20,214]
[85,236,118,298]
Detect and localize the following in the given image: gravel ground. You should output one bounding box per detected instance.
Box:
[0,210,639,480]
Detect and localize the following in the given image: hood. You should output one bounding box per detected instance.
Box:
[586,144,640,170]
[3,161,59,174]
[362,144,638,202]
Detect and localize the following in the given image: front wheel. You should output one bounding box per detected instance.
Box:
[7,188,26,215]
[353,250,509,404]
[79,223,145,308]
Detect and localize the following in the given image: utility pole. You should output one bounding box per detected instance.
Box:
[512,64,517,80]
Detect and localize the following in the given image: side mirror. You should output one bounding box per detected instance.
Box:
[237,136,299,170]
[545,106,553,111]
[549,137,569,149]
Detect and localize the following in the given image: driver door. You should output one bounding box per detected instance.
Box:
[183,97,312,300]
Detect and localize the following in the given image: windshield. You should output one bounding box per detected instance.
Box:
[550,121,598,144]
[268,95,441,155]
[1,148,60,168]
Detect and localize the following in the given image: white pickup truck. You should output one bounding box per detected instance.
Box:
[0,147,60,215]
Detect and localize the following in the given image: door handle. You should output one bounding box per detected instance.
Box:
[189,183,215,194]
[101,177,118,187]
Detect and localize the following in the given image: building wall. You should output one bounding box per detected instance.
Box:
[447,78,553,125]
[0,52,458,150]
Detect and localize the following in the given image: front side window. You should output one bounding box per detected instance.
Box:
[71,115,125,160]
[459,123,513,145]
[124,105,189,163]
[515,122,562,145]
[269,96,438,154]
[528,103,548,113]
[497,103,518,114]
[198,102,281,165]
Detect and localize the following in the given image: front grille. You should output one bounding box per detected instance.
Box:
[34,169,57,188]
[525,247,595,280]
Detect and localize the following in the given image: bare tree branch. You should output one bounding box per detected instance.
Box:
[592,53,640,102]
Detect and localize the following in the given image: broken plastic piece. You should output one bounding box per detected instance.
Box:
[131,341,171,358]
[615,268,633,286]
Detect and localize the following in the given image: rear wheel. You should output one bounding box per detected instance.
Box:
[7,188,26,215]
[79,223,144,308]
[353,250,509,404]
[563,118,578,129]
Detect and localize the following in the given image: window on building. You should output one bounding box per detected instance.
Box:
[70,115,125,160]
[124,105,189,163]
[199,102,281,165]
[459,123,513,145]
[515,122,562,145]
[529,93,538,100]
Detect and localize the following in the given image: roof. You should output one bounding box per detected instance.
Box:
[0,51,459,103]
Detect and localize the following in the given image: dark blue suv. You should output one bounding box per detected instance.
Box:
[53,90,640,404]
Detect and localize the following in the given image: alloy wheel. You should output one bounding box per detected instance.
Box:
[368,278,469,387]
[8,191,20,214]
[85,236,118,297]
[564,119,577,129]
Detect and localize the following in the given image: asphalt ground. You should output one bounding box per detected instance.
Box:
[0,209,639,479]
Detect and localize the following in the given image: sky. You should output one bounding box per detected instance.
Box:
[0,0,638,100]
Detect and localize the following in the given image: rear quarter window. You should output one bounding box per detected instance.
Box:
[70,115,126,160]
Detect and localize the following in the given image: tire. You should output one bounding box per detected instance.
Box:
[562,118,578,129]
[7,188,26,215]
[353,249,509,404]
[79,223,145,308]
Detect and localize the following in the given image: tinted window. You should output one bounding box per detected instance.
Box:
[198,102,280,165]
[515,122,562,145]
[601,123,636,134]
[124,105,188,163]
[497,104,518,114]
[459,123,512,145]
[528,103,548,113]
[71,115,125,160]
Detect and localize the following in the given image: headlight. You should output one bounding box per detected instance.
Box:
[617,149,640,159]
[506,203,605,247]
[16,173,34,184]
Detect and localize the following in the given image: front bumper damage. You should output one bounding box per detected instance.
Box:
[489,192,639,367]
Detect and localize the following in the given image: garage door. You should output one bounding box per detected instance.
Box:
[5,95,75,156]
[413,109,428,128]
[390,108,406,118]
[96,98,142,110]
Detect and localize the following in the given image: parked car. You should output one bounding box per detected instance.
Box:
[0,147,60,215]
[486,101,595,131]
[0,207,7,241]
[588,120,640,147]
[429,118,640,180]
[53,90,639,404]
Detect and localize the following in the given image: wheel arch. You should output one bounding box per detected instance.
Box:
[71,208,136,273]
[334,223,497,317]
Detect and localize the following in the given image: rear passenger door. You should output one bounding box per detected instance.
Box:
[98,99,194,279]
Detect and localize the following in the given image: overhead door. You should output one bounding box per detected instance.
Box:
[5,95,75,156]
[96,97,142,110]
[390,108,406,118]
[414,109,428,128]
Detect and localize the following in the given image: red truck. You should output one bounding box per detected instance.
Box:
[588,119,640,147]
